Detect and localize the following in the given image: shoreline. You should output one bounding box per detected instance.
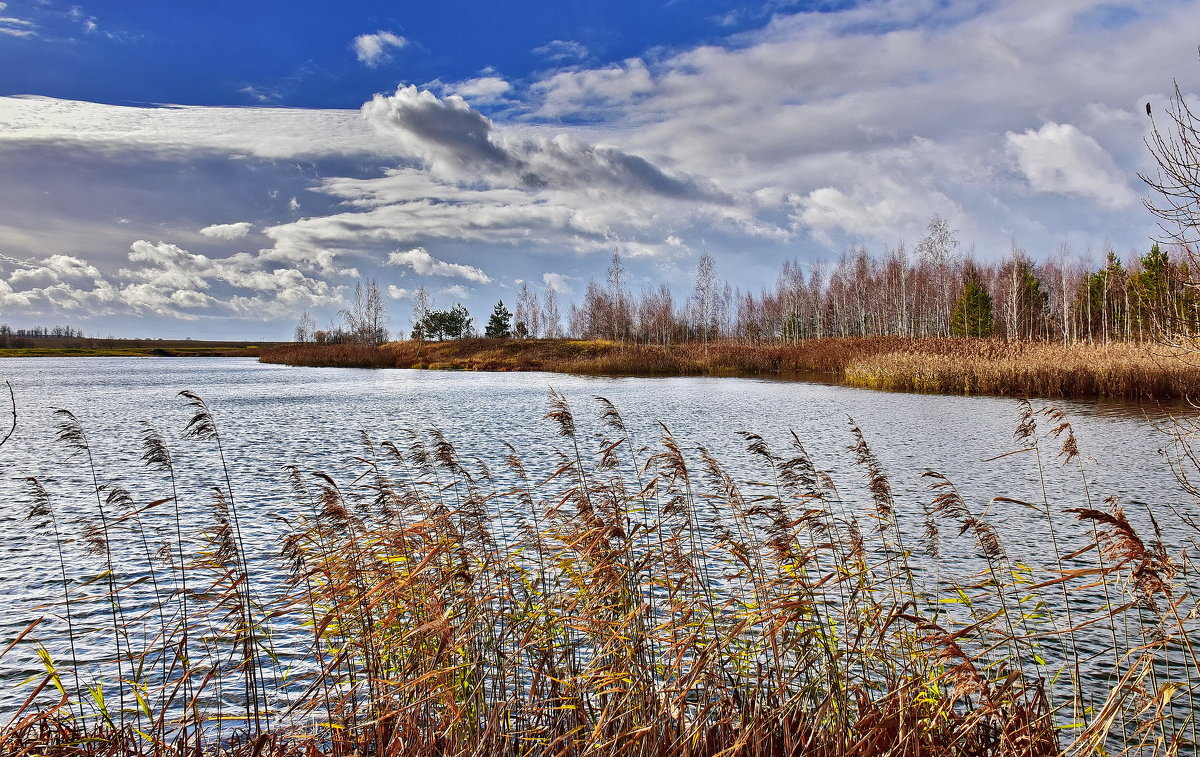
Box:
[259,336,1200,401]
[0,339,273,358]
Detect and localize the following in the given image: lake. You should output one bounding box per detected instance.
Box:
[0,356,1196,719]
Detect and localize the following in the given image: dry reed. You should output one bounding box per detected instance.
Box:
[1,389,1197,756]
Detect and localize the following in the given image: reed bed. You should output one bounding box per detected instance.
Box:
[1,389,1198,756]
[842,340,1200,399]
[260,337,1200,400]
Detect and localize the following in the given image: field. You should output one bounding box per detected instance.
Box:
[260,337,1200,400]
[2,389,1197,755]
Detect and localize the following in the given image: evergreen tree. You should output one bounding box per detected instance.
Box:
[485,300,513,338]
[416,304,473,340]
[950,279,994,337]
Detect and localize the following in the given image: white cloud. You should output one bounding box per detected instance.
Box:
[8,254,102,286]
[353,31,407,67]
[0,95,393,160]
[0,16,35,37]
[386,247,492,283]
[1006,122,1138,209]
[542,272,573,294]
[240,85,279,104]
[440,284,470,299]
[362,85,728,203]
[450,75,513,104]
[386,285,411,299]
[532,59,654,119]
[199,221,253,240]
[790,176,952,245]
[531,39,588,63]
[69,6,98,33]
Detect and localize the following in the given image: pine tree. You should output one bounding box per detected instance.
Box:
[950,279,994,337]
[485,300,513,338]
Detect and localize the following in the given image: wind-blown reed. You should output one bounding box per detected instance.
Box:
[1,389,1197,756]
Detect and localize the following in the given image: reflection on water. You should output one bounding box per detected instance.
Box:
[0,357,1197,719]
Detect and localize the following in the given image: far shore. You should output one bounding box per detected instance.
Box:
[0,338,273,358]
[259,336,1200,401]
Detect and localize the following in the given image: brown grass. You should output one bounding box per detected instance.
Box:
[262,337,1200,400]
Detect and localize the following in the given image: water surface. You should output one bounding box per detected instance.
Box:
[0,357,1195,715]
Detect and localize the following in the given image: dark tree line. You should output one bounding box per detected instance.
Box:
[0,324,85,339]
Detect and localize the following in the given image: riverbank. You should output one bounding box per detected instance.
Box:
[259,336,1200,400]
[0,338,271,357]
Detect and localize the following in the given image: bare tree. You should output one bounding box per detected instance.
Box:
[690,252,720,346]
[410,287,430,340]
[916,214,959,336]
[363,279,389,343]
[541,285,562,338]
[1142,77,1200,349]
[1143,82,1200,245]
[604,251,633,341]
[515,282,541,338]
[295,310,316,343]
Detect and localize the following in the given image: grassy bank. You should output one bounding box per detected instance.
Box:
[1,338,272,358]
[260,337,1200,400]
[2,391,1196,755]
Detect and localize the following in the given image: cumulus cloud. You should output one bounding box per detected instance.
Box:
[1006,122,1138,209]
[386,285,411,299]
[9,254,102,285]
[0,239,345,324]
[531,59,654,118]
[199,221,253,240]
[790,176,953,245]
[386,247,492,283]
[353,31,407,67]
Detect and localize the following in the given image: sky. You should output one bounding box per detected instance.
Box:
[0,0,1197,339]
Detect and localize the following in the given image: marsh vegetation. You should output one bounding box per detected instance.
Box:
[2,377,1197,756]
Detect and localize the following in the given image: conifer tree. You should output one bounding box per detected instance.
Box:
[485,300,513,338]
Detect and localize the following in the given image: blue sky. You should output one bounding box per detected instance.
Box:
[1,0,776,108]
[0,0,1197,339]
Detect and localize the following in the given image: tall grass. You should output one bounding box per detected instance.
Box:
[1,389,1198,756]
[261,337,1200,400]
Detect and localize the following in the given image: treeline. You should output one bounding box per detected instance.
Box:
[566,219,1197,346]
[0,323,89,349]
[0,324,86,339]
